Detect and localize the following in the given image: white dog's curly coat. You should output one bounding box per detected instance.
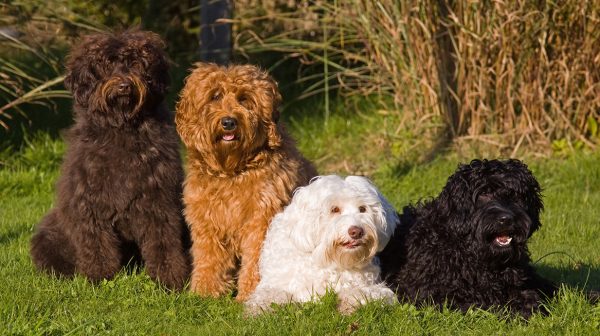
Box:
[246,175,399,314]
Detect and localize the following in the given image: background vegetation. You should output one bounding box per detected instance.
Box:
[2,0,599,157]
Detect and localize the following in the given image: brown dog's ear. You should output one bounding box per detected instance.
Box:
[64,33,110,107]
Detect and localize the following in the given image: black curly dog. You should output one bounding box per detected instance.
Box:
[379,159,556,317]
[30,30,190,290]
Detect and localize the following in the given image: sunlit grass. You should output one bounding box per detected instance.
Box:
[1,100,599,334]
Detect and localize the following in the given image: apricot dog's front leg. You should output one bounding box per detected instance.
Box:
[189,224,237,297]
[235,218,270,301]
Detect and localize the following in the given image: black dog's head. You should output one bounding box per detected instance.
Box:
[64,29,169,126]
[436,159,543,264]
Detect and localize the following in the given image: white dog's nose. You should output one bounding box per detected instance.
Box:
[348,226,364,239]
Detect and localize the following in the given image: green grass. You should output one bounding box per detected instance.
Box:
[1,101,599,335]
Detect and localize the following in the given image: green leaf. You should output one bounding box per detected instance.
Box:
[587,116,598,138]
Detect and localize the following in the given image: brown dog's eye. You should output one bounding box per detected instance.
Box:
[212,92,222,101]
[358,205,367,213]
[331,206,340,214]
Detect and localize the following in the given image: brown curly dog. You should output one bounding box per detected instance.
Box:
[30,29,190,290]
[175,63,317,301]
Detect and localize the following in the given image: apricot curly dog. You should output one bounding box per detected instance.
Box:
[30,30,190,290]
[176,63,317,300]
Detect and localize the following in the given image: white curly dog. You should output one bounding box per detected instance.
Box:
[246,175,399,314]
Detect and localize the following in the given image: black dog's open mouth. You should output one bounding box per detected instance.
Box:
[493,233,513,247]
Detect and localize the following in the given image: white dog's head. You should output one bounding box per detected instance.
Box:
[282,175,398,270]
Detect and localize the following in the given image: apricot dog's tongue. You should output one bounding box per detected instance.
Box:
[223,134,235,141]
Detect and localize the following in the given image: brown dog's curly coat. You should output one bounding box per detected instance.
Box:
[30,30,190,290]
[176,63,317,300]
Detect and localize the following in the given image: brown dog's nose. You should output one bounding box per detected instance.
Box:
[348,226,364,239]
[221,117,237,131]
[117,82,131,95]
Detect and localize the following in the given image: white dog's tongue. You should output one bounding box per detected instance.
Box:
[495,235,512,246]
[222,134,235,141]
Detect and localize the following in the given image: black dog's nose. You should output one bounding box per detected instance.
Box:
[221,117,237,131]
[348,226,364,239]
[117,82,131,95]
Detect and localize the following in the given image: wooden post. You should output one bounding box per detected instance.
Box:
[199,0,232,65]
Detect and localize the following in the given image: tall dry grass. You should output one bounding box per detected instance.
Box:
[234,0,600,155]
[0,1,109,131]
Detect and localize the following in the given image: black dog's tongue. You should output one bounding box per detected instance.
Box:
[495,235,512,246]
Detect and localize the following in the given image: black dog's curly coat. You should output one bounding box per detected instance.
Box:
[379,159,556,317]
[30,30,190,290]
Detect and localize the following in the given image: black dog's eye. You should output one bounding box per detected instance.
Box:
[358,205,367,213]
[211,92,222,101]
[331,206,341,214]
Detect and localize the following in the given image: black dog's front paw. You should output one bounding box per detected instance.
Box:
[514,289,547,318]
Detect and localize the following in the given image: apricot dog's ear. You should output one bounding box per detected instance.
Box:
[175,63,221,148]
[257,72,283,148]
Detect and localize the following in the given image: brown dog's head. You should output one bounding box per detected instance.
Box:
[176,63,283,174]
[64,29,169,126]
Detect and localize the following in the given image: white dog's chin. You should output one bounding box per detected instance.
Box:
[326,236,376,269]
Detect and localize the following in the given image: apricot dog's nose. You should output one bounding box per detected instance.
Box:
[348,226,364,239]
[221,117,237,131]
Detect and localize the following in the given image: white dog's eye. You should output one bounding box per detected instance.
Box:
[330,206,340,214]
[358,205,367,213]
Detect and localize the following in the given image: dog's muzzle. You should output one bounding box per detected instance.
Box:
[477,203,530,250]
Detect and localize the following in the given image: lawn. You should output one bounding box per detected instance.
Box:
[1,100,599,335]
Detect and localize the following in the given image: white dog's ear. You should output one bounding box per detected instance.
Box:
[285,175,345,252]
[285,177,323,252]
[344,176,399,251]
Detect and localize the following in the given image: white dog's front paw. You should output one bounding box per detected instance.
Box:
[377,287,398,305]
[336,289,365,314]
[244,288,293,317]
[336,287,397,314]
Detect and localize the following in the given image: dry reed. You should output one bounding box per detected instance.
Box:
[234,0,600,155]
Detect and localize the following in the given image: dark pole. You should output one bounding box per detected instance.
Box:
[199,0,232,65]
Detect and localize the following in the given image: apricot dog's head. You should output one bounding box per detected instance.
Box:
[176,63,283,174]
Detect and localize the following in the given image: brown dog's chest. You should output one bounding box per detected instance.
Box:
[65,132,179,221]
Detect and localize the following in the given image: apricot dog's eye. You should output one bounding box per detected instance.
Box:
[237,94,251,107]
[211,92,222,101]
[358,205,367,213]
[330,206,340,214]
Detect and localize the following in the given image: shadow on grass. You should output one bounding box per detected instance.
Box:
[535,263,600,291]
[0,225,30,245]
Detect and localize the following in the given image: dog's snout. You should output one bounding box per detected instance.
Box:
[117,82,131,95]
[348,226,364,239]
[221,117,237,131]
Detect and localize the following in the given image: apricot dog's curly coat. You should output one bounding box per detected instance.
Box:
[176,63,317,300]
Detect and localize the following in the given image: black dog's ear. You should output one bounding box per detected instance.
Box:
[505,159,544,235]
[435,162,478,237]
